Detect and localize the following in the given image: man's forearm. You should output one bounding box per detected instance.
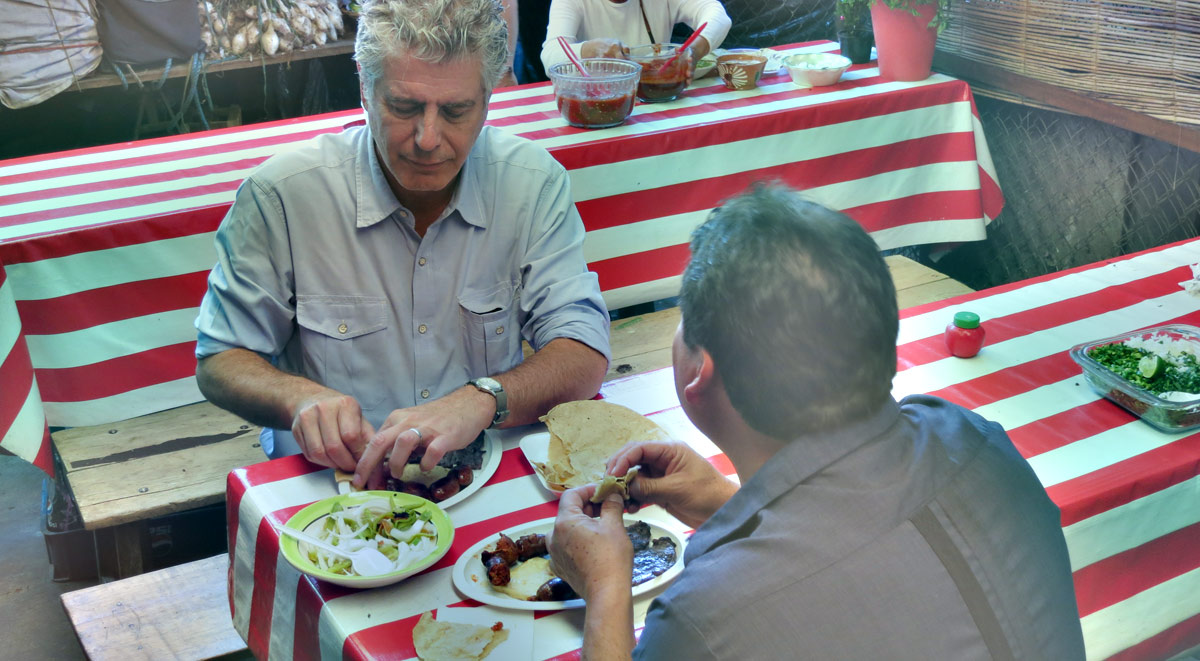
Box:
[495,337,608,427]
[582,582,636,661]
[196,348,329,430]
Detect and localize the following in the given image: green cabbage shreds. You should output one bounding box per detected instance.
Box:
[1088,342,1200,395]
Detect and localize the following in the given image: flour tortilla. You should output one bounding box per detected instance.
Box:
[412,611,508,661]
[590,466,639,503]
[537,400,671,489]
[492,556,554,601]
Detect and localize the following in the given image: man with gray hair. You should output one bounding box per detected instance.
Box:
[195,0,610,487]
[548,184,1086,659]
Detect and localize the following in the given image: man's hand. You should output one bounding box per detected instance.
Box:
[353,385,495,488]
[607,441,737,529]
[551,485,636,659]
[580,38,628,60]
[549,485,633,601]
[291,390,376,472]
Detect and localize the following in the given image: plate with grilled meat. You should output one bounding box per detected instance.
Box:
[451,514,687,610]
[382,430,502,509]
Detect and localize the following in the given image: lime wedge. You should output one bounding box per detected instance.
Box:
[1138,354,1167,379]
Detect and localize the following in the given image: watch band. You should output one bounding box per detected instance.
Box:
[468,377,509,428]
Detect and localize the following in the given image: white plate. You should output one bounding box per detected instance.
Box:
[451,515,687,610]
[518,431,564,494]
[395,430,503,509]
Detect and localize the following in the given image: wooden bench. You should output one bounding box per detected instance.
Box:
[61,554,252,661]
[604,255,974,380]
[50,404,264,579]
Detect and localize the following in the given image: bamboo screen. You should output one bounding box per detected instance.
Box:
[936,0,1200,125]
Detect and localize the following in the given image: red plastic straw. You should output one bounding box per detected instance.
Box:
[657,22,707,75]
[557,36,591,77]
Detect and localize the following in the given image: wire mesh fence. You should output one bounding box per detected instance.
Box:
[934,95,1200,290]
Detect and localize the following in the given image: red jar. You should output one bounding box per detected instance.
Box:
[945,311,985,358]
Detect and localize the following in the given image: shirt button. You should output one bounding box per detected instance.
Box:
[420,389,430,399]
[338,323,348,334]
[495,326,504,335]
[418,257,427,266]
[418,324,427,334]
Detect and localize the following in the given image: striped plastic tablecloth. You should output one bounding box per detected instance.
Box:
[0,40,1001,452]
[229,236,1200,661]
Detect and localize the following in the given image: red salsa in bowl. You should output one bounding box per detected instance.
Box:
[556,92,636,129]
[547,58,641,130]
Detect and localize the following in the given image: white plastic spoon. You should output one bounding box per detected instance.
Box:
[278,526,395,577]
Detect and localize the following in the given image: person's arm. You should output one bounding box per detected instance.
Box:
[677,0,732,54]
[549,486,636,660]
[354,336,606,484]
[197,348,374,471]
[499,0,519,87]
[541,0,585,72]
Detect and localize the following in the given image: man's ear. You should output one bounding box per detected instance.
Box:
[357,63,368,109]
[681,347,717,406]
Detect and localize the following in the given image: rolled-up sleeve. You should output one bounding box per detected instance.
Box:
[195,176,296,359]
[519,164,611,362]
[680,0,732,51]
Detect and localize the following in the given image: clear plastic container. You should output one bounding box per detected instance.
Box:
[627,44,690,102]
[1068,323,1200,432]
[547,59,640,129]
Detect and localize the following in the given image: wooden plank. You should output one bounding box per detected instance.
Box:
[604,256,972,381]
[52,402,264,530]
[933,51,1200,156]
[61,554,248,661]
[71,39,355,92]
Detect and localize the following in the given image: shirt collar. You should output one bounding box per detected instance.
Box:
[355,126,402,229]
[353,124,491,230]
[685,398,903,559]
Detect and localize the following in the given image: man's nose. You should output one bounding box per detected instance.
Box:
[414,108,440,152]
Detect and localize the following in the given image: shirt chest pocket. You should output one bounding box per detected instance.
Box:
[296,295,390,409]
[458,280,521,377]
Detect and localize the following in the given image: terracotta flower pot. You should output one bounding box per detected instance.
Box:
[869,2,938,81]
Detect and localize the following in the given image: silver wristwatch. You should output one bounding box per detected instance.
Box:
[468,377,509,428]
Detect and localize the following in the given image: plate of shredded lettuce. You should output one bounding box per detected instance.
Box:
[279,491,453,588]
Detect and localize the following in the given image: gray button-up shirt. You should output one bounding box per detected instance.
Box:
[195,124,610,456]
[636,395,1085,659]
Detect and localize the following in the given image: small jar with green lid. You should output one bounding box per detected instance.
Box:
[945,311,986,358]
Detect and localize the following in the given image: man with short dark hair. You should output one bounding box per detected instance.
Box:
[549,184,1086,659]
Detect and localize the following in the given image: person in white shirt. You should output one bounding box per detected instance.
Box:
[540,0,730,72]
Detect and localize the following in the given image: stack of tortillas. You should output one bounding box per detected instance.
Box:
[536,400,672,489]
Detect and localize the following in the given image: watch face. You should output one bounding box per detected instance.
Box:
[475,377,502,391]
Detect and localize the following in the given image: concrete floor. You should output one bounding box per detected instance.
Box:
[0,455,90,660]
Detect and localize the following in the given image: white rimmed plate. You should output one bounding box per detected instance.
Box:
[393,430,503,509]
[450,514,687,610]
[518,431,565,495]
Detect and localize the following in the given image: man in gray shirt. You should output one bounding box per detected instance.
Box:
[194,0,610,487]
[549,184,1086,659]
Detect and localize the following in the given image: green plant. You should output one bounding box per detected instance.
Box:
[872,0,953,33]
[837,0,872,32]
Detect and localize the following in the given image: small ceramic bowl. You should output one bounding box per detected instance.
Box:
[784,53,852,88]
[694,52,718,78]
[716,53,767,90]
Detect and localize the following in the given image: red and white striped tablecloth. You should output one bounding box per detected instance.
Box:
[0,40,1001,448]
[229,236,1200,661]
